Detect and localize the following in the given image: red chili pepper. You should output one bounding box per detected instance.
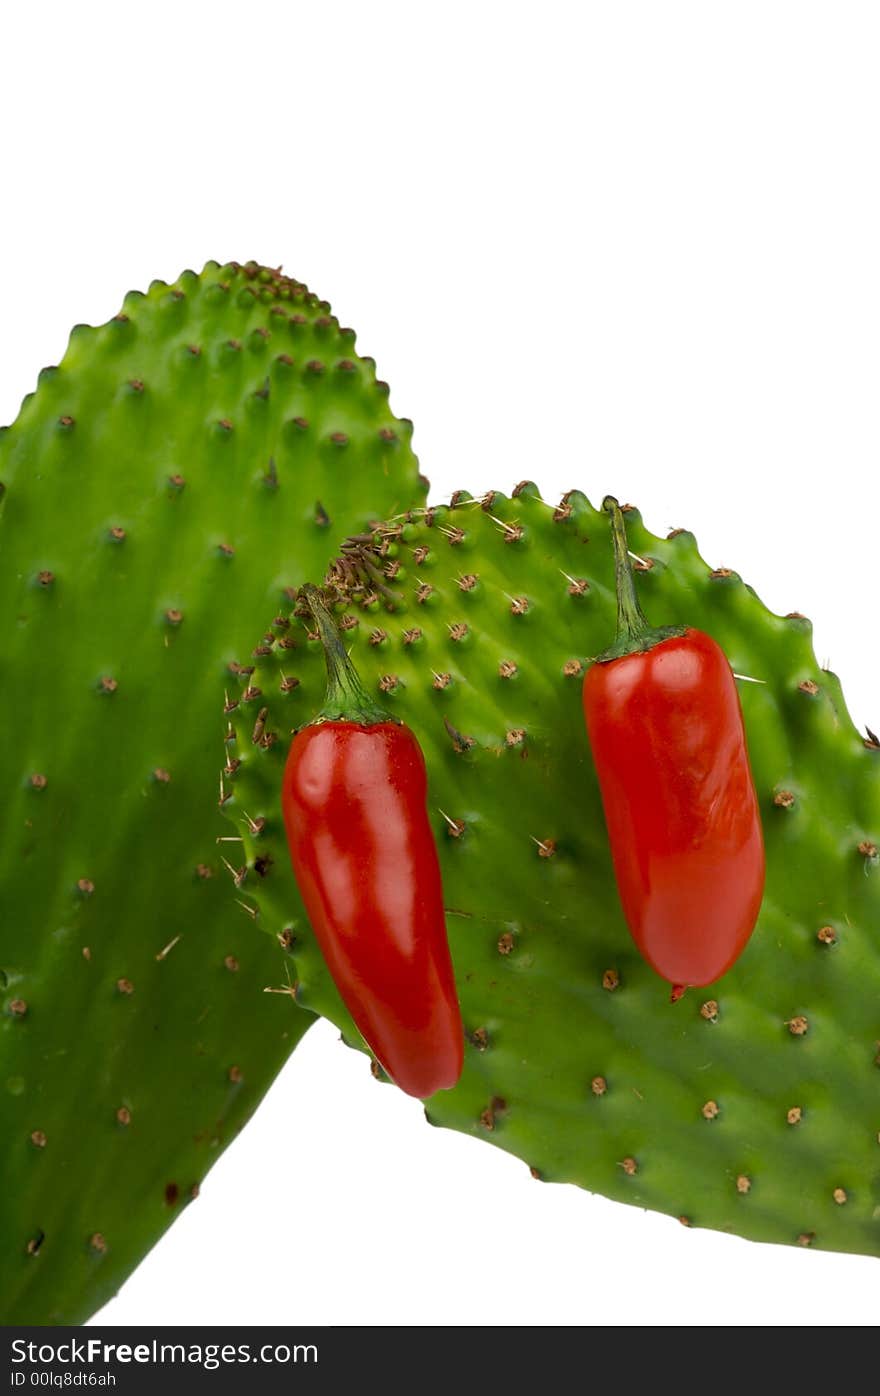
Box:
[281,586,463,1098]
[582,499,765,989]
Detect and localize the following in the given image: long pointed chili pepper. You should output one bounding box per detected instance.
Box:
[582,499,765,989]
[281,585,463,1097]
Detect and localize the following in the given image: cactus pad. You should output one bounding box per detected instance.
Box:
[223,485,880,1260]
[0,261,426,1322]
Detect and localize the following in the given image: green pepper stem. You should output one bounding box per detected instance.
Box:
[300,584,389,725]
[593,497,687,663]
[603,495,649,644]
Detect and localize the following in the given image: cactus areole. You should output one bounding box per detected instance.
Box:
[280,587,464,1098]
[583,498,766,988]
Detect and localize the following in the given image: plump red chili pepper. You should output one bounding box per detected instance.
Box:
[582,499,765,989]
[281,586,463,1099]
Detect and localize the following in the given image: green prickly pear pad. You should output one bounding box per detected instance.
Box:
[223,484,880,1261]
[0,260,426,1323]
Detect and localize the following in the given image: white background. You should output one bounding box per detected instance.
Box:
[2,1,877,1327]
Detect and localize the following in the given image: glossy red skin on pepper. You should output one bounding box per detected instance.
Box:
[281,719,463,1098]
[583,628,765,987]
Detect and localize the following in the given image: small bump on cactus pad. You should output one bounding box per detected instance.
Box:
[223,484,880,1260]
[0,260,426,1322]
